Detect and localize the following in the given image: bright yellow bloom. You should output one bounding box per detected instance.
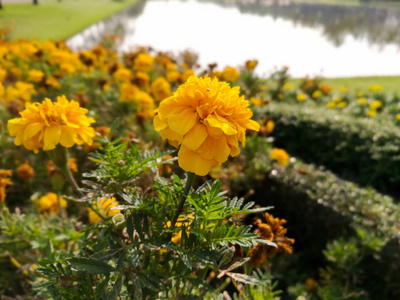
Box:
[28,70,44,83]
[327,101,336,109]
[222,66,239,82]
[166,71,181,83]
[38,192,67,215]
[283,84,292,91]
[119,83,140,103]
[0,67,7,82]
[154,75,260,176]
[312,90,322,98]
[367,110,377,117]
[250,97,263,106]
[45,76,61,89]
[133,53,154,72]
[0,170,13,204]
[151,77,171,102]
[297,93,306,101]
[7,96,96,153]
[5,82,36,102]
[113,67,131,83]
[368,85,382,93]
[333,96,342,103]
[59,63,76,75]
[88,197,120,224]
[136,91,156,120]
[369,100,382,110]
[339,87,347,93]
[397,114,400,121]
[357,92,363,98]
[338,101,347,108]
[357,98,367,106]
[270,148,289,166]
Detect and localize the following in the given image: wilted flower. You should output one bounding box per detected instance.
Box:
[154,75,260,176]
[88,197,120,224]
[38,192,67,215]
[270,148,289,166]
[305,278,318,292]
[8,95,96,153]
[245,60,258,71]
[16,162,35,180]
[133,53,154,72]
[222,66,239,82]
[151,77,171,102]
[0,170,13,204]
[249,213,294,266]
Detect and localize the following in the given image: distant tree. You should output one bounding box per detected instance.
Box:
[33,0,38,5]
[0,0,2,10]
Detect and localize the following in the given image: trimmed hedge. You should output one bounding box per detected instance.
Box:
[264,102,400,198]
[230,137,400,298]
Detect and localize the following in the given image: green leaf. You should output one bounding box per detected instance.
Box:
[226,272,261,285]
[126,215,134,242]
[68,257,114,274]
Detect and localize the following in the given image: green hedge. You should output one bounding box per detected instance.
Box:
[230,136,400,299]
[264,102,400,198]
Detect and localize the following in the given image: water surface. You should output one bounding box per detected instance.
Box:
[67,0,400,77]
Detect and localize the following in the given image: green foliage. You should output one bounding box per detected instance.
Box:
[35,138,274,299]
[264,101,400,198]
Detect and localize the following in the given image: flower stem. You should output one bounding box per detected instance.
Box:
[170,172,195,230]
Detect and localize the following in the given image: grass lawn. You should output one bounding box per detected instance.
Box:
[288,76,400,94]
[0,0,139,41]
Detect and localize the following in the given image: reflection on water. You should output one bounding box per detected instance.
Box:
[67,0,400,77]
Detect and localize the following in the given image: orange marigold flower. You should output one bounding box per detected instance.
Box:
[27,70,44,83]
[153,75,260,176]
[88,197,120,224]
[270,148,289,166]
[16,162,35,180]
[249,213,295,266]
[133,53,154,73]
[0,170,13,204]
[151,77,171,102]
[245,60,258,71]
[38,192,67,215]
[222,66,239,82]
[7,95,96,153]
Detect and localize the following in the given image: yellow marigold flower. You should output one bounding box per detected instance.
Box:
[270,148,289,166]
[181,69,195,83]
[222,66,239,82]
[7,96,96,153]
[333,96,341,103]
[367,110,377,117]
[166,71,181,83]
[133,53,154,73]
[88,197,120,224]
[210,71,222,80]
[165,215,193,244]
[368,85,382,93]
[136,91,156,120]
[153,75,260,176]
[46,76,61,89]
[0,67,7,83]
[16,162,34,181]
[312,90,322,98]
[338,101,347,108]
[119,82,139,103]
[357,92,363,98]
[369,100,382,110]
[283,83,292,91]
[297,93,306,101]
[59,63,76,75]
[327,101,336,109]
[84,126,111,152]
[0,170,13,204]
[6,82,36,102]
[245,59,258,71]
[339,86,347,93]
[28,70,44,83]
[250,97,263,106]
[266,120,274,134]
[397,114,400,121]
[134,72,150,89]
[113,67,131,83]
[38,192,67,215]
[357,98,367,106]
[151,77,171,102]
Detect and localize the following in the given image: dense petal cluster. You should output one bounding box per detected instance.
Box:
[154,75,260,176]
[7,96,95,153]
[38,192,67,215]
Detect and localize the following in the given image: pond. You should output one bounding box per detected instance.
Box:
[67,0,400,78]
